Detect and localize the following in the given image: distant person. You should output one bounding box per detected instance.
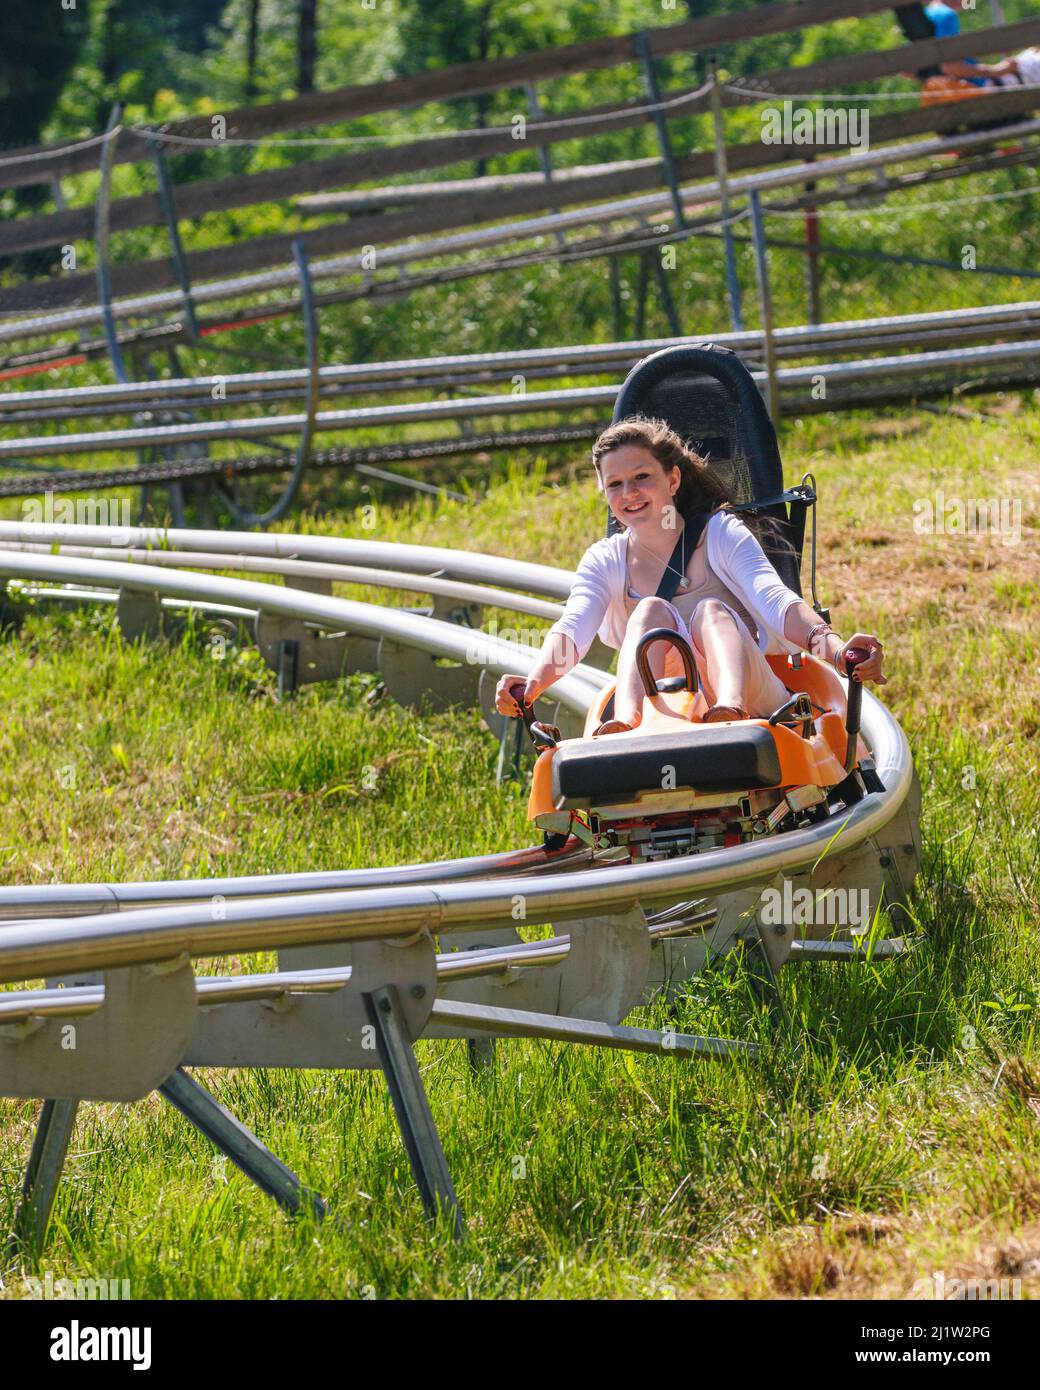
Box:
[923,1,963,39]
[941,47,1040,88]
[917,1,992,86]
[895,1,975,84]
[907,0,1029,128]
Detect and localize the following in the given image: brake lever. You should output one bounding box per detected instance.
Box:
[841,646,870,773]
[508,683,560,751]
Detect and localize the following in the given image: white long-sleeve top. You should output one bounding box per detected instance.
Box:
[548,510,805,661]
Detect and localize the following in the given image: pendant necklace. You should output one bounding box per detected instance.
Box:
[630,516,693,590]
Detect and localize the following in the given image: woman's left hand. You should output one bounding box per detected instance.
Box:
[839,632,887,685]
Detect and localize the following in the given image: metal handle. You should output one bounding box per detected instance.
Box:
[634,627,699,698]
[842,646,870,773]
[507,682,559,751]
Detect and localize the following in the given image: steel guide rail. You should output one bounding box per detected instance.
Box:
[0,534,913,1241]
[0,426,605,498]
[5,335,1040,462]
[0,524,586,599]
[4,115,1039,345]
[0,908,717,1023]
[0,546,566,621]
[0,547,911,980]
[3,299,1040,418]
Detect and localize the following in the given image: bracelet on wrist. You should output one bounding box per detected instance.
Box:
[806,622,835,658]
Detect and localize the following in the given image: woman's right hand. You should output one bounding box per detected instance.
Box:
[495,674,541,717]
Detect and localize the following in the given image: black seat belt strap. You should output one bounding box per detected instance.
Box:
[654,511,711,603]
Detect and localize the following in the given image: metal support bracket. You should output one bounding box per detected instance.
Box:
[117,587,165,642]
[186,936,436,1069]
[1,963,198,1259]
[634,31,686,233]
[430,906,651,1036]
[6,1098,79,1262]
[214,238,320,528]
[158,1067,327,1221]
[364,985,465,1238]
[378,636,481,714]
[277,637,299,697]
[146,130,199,342]
[254,575,377,686]
[430,998,759,1060]
[0,961,197,1102]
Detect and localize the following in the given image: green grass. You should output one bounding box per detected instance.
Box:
[1,403,1039,1299]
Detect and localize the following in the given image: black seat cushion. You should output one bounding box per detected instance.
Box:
[551,726,783,806]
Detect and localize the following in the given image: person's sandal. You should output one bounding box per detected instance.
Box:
[592,718,635,737]
[702,703,748,724]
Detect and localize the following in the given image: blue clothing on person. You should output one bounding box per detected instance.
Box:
[923,1,989,85]
[924,1,961,38]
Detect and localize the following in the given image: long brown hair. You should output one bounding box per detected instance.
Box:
[591,415,796,560]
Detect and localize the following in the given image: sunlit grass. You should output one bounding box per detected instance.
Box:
[0,400,1038,1298]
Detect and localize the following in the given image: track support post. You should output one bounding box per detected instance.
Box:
[146,130,199,343]
[159,1068,327,1221]
[635,31,686,234]
[749,189,779,425]
[525,81,565,248]
[94,103,129,387]
[746,928,791,1034]
[708,57,744,333]
[363,985,465,1240]
[6,1098,79,1264]
[277,637,300,697]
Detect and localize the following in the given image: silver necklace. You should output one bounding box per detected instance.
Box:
[628,521,694,590]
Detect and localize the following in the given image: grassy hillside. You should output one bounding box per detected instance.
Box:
[1,402,1038,1298]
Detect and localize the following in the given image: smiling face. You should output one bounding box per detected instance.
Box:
[597,444,680,532]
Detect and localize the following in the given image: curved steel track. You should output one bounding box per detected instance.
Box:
[0,525,914,974]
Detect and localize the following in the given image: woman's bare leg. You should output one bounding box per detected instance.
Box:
[689,599,752,713]
[612,597,681,726]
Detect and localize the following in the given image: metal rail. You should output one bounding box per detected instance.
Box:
[0,385,616,460]
[0,547,602,709]
[0,545,566,621]
[0,524,585,603]
[3,116,1038,347]
[0,426,604,499]
[6,335,1040,462]
[0,936,581,1025]
[3,298,1040,418]
[0,550,911,985]
[4,316,1040,427]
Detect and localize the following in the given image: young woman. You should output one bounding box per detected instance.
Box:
[495,418,886,734]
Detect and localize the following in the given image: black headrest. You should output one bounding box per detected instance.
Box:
[611,344,783,506]
[605,344,801,594]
